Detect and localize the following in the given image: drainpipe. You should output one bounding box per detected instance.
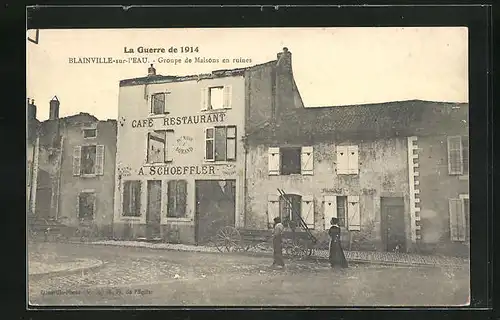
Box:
[54,135,64,220]
[30,136,40,214]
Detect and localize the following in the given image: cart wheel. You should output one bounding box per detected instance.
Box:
[214,226,241,253]
[287,242,311,260]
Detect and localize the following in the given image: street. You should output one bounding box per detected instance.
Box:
[28,242,470,306]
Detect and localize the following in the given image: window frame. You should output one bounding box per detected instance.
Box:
[336,196,348,227]
[208,86,225,111]
[80,144,98,176]
[151,92,168,115]
[167,180,188,218]
[205,126,237,162]
[147,130,174,164]
[82,127,97,139]
[78,191,96,222]
[280,146,302,175]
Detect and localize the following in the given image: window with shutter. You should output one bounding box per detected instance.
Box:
[347,146,359,174]
[268,147,280,175]
[81,145,97,175]
[336,146,349,174]
[301,195,315,229]
[167,180,188,218]
[347,196,361,231]
[95,145,105,176]
[462,136,469,175]
[323,195,337,230]
[208,87,224,110]
[280,147,301,175]
[267,194,279,228]
[447,136,463,175]
[301,146,314,175]
[223,85,232,109]
[449,198,465,241]
[73,146,82,176]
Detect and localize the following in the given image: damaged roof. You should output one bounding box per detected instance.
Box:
[119,60,277,87]
[248,100,469,144]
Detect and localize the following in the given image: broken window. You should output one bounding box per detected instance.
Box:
[148,131,166,163]
[81,145,97,175]
[78,192,96,222]
[83,128,97,138]
[279,194,302,227]
[205,126,237,161]
[280,147,301,175]
[167,180,187,218]
[208,87,224,110]
[123,180,141,217]
[152,92,167,115]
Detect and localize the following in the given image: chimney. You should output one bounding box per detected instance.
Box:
[49,96,60,120]
[148,64,156,76]
[276,47,292,73]
[27,98,37,121]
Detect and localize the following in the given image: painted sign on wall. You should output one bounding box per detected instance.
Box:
[138,165,216,176]
[130,112,226,128]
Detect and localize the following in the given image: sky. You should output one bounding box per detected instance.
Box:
[26,27,468,121]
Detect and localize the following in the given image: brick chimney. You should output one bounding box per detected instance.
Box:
[27,98,37,121]
[274,47,296,126]
[49,96,60,120]
[148,64,156,76]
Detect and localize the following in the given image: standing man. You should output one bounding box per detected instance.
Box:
[272,217,285,268]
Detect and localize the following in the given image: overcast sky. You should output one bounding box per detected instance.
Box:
[27,27,468,121]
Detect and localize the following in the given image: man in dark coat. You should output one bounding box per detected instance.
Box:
[328,217,349,268]
[272,217,285,268]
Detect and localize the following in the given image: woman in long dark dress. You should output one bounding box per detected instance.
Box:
[328,217,348,268]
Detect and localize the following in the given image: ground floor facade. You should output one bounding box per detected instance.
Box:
[112,171,244,245]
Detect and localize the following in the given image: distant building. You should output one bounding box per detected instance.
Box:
[30,96,117,238]
[27,99,40,215]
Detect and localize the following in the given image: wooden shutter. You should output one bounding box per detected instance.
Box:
[165,130,174,162]
[200,87,209,110]
[447,136,463,175]
[73,146,82,176]
[347,145,359,174]
[268,147,280,175]
[134,181,142,216]
[176,180,187,217]
[301,195,315,229]
[323,195,337,230]
[336,146,348,174]
[347,196,361,231]
[223,85,232,109]
[122,181,130,215]
[95,145,105,176]
[167,180,176,217]
[449,198,465,241]
[267,194,279,229]
[301,146,314,175]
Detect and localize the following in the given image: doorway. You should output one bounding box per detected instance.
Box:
[146,180,162,239]
[195,180,236,245]
[380,197,406,252]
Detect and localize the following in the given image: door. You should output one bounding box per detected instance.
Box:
[380,197,406,252]
[195,180,236,244]
[35,170,52,219]
[146,180,162,239]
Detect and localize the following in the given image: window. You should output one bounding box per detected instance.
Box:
[209,87,224,110]
[336,145,359,175]
[201,86,232,110]
[78,192,96,221]
[280,147,301,175]
[147,130,174,163]
[205,126,237,162]
[449,197,467,241]
[83,128,97,138]
[81,145,97,175]
[123,181,141,217]
[167,180,187,218]
[336,196,347,227]
[279,194,302,227]
[447,136,469,175]
[151,92,167,115]
[73,145,104,176]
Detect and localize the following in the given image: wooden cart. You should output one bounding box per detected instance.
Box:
[213,189,318,259]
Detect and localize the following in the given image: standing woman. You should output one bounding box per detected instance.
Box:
[328,217,348,268]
